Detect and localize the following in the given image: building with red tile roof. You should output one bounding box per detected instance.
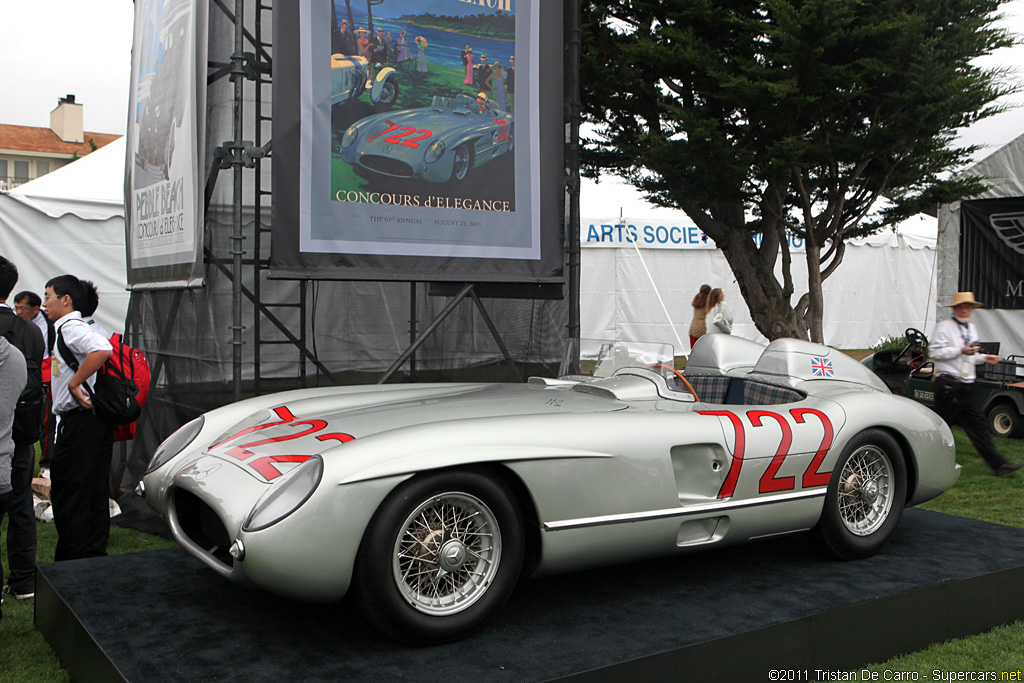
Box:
[0,95,121,191]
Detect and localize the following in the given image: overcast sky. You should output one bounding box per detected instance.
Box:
[2,0,1022,218]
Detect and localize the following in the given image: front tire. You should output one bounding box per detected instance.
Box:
[988,403,1024,438]
[451,144,473,182]
[374,79,399,111]
[809,429,907,560]
[354,469,524,644]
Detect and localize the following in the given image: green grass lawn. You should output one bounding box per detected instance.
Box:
[1,428,1022,681]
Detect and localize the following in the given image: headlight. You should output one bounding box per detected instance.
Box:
[341,125,359,149]
[243,455,323,532]
[145,416,204,473]
[425,139,446,163]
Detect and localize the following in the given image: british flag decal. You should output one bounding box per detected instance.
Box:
[810,357,834,377]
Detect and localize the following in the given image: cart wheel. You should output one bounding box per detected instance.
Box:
[988,403,1024,439]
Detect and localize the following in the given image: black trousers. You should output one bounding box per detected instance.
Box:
[5,442,38,592]
[51,410,114,561]
[0,489,10,619]
[934,378,1007,471]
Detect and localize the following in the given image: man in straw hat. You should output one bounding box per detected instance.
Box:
[930,292,1022,476]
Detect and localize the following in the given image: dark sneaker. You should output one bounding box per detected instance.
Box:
[995,462,1023,477]
[1,585,34,600]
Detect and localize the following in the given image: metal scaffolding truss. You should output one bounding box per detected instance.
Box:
[188,0,580,401]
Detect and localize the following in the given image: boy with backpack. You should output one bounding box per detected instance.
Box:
[0,256,43,600]
[45,274,114,561]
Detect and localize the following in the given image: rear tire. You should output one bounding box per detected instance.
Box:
[809,429,906,560]
[354,469,524,644]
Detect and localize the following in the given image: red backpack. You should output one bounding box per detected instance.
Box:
[109,333,151,441]
[56,327,151,441]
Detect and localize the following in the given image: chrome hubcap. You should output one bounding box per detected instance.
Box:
[837,445,894,536]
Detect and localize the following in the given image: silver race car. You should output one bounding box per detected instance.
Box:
[142,335,959,643]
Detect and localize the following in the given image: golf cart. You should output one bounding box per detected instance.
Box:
[864,328,1024,438]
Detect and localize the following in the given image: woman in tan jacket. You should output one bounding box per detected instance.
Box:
[688,284,711,348]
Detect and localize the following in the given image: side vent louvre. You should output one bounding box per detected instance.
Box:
[571,384,618,400]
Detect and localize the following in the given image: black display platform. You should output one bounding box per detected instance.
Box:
[36,508,1024,683]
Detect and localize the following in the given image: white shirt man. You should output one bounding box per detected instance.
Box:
[44,276,115,561]
[928,291,1021,477]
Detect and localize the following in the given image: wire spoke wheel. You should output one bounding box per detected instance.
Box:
[392,491,502,616]
[836,445,894,536]
[452,145,471,181]
[357,470,524,642]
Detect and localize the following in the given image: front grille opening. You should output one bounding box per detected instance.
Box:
[361,155,414,177]
[174,488,233,566]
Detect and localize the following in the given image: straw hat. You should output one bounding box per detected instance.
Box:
[476,92,489,101]
[947,292,984,308]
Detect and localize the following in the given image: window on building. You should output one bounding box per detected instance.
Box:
[0,159,7,180]
[36,160,50,178]
[14,160,29,182]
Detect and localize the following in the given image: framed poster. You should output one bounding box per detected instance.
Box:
[272,0,564,282]
[125,0,207,289]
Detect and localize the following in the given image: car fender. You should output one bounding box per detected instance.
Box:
[801,389,957,505]
[370,66,397,102]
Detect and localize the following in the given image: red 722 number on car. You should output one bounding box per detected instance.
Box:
[365,120,432,148]
[210,405,355,481]
[697,408,834,499]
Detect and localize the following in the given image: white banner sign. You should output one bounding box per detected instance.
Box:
[582,218,807,251]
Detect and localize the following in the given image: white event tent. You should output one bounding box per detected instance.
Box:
[0,140,939,353]
[581,215,939,355]
[0,137,129,335]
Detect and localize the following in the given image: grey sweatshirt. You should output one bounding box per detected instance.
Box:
[0,337,27,495]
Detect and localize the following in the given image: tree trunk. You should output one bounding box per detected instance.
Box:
[804,245,825,344]
[712,226,810,342]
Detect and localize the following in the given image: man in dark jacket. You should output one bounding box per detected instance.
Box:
[0,336,27,621]
[0,256,43,600]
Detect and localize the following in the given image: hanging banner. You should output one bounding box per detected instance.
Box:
[125,0,207,289]
[960,197,1024,310]
[271,0,564,283]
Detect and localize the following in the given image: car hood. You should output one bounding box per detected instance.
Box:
[202,382,626,462]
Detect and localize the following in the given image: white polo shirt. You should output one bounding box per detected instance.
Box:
[51,312,112,415]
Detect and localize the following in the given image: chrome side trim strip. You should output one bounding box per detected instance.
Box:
[542,488,826,531]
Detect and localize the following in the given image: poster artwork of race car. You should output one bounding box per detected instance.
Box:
[340,94,513,184]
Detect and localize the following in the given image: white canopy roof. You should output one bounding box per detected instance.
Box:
[0,137,128,334]
[5,136,126,220]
